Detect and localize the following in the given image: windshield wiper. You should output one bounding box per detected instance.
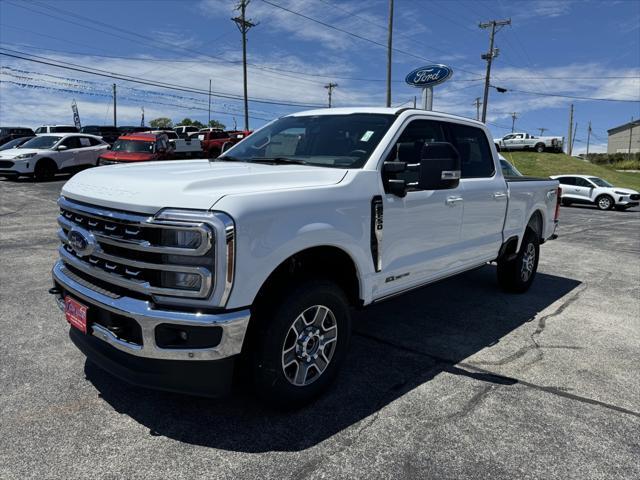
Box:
[214,155,243,162]
[247,157,308,165]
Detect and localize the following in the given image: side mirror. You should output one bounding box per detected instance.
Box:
[221,141,233,153]
[417,142,461,190]
[57,145,68,151]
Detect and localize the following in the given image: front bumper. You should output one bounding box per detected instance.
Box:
[52,260,250,396]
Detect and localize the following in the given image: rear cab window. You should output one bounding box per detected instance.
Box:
[446,123,495,178]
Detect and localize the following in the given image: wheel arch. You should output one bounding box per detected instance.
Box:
[251,245,363,311]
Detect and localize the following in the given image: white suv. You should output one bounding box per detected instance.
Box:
[34,125,79,134]
[0,133,109,180]
[552,174,640,210]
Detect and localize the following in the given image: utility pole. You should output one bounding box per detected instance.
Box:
[232,0,256,131]
[413,96,417,108]
[586,121,592,158]
[567,103,574,156]
[628,117,634,160]
[479,18,510,123]
[572,122,578,155]
[538,127,547,136]
[473,97,482,121]
[208,79,212,125]
[510,112,518,132]
[385,0,394,107]
[112,83,117,127]
[324,82,338,107]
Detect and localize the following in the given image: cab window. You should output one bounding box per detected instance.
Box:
[447,123,495,178]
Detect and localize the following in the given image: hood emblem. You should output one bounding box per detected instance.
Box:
[68,227,97,257]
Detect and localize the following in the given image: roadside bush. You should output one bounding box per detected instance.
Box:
[586,153,640,169]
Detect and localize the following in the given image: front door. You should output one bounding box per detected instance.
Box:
[375,118,464,298]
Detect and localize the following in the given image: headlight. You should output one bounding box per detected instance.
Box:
[15,152,37,159]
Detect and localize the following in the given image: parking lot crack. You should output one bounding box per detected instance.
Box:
[471,283,588,367]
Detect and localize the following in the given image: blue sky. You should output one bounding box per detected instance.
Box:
[1,0,639,153]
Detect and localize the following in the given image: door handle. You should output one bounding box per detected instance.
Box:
[493,192,508,199]
[446,196,463,206]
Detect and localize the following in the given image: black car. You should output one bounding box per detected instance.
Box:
[0,136,35,151]
[118,126,150,135]
[80,125,121,144]
[0,127,36,146]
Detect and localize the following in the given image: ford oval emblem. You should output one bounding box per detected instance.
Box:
[405,64,453,87]
[68,227,97,257]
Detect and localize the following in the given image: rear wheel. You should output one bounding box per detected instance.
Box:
[497,228,540,293]
[33,159,57,181]
[596,195,614,210]
[248,280,351,408]
[561,198,572,207]
[535,143,545,153]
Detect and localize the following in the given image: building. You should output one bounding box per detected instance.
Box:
[607,119,640,154]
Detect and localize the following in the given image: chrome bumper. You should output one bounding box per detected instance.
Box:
[52,261,250,361]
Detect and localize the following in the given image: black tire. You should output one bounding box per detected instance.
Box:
[497,228,540,293]
[595,195,614,211]
[248,279,351,408]
[33,159,57,181]
[561,198,572,207]
[535,143,545,153]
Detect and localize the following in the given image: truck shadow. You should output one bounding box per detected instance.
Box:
[84,265,581,453]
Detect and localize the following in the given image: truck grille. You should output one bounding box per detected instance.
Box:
[56,197,215,300]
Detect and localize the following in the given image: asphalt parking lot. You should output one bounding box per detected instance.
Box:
[1,175,639,480]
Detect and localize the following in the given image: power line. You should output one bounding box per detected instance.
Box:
[259,0,480,76]
[0,48,325,108]
[491,84,640,102]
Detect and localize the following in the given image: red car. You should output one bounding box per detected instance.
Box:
[201,130,252,158]
[97,133,173,165]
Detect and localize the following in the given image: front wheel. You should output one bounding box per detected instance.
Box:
[248,280,351,408]
[497,228,540,293]
[596,195,614,210]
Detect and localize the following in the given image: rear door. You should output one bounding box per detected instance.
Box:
[376,118,464,297]
[573,177,596,202]
[447,122,508,265]
[55,136,81,169]
[76,136,104,165]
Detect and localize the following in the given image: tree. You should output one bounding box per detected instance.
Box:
[149,117,173,129]
[209,119,226,130]
[178,118,205,129]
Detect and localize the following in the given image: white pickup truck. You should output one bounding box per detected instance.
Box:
[50,108,560,406]
[496,132,564,153]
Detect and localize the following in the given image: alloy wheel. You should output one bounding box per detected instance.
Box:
[281,305,338,386]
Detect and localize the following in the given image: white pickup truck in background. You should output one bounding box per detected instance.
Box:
[496,132,564,153]
[50,107,560,406]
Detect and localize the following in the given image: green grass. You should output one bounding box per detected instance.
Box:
[501,151,640,191]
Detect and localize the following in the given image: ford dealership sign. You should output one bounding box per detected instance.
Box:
[405,65,453,87]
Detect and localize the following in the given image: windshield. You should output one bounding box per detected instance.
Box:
[112,139,154,153]
[220,113,396,168]
[588,177,612,187]
[0,137,32,150]
[19,136,61,149]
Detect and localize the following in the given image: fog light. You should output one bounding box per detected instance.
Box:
[161,271,202,290]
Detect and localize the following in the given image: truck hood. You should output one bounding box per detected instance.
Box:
[99,150,156,162]
[61,159,348,213]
